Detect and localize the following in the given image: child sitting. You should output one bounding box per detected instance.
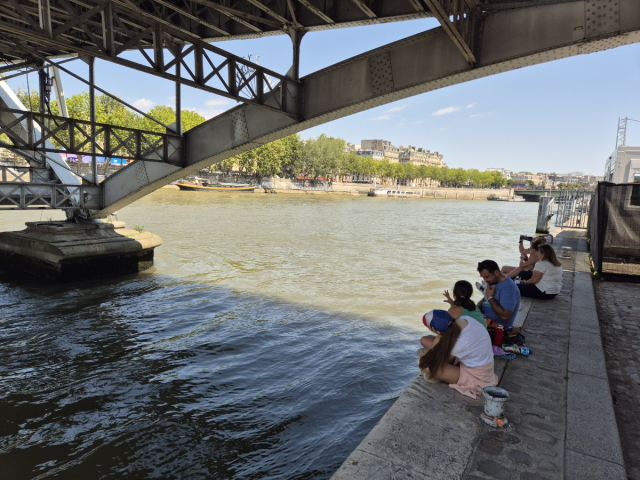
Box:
[443,280,486,328]
[419,309,498,399]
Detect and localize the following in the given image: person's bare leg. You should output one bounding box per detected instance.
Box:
[422,363,461,384]
[501,265,516,274]
[420,335,437,350]
[505,267,523,279]
[432,363,461,384]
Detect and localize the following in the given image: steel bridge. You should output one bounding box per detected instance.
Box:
[1,0,639,219]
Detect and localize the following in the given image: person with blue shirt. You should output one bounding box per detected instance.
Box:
[476,259,521,328]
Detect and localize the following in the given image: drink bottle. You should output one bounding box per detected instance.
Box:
[493,325,504,347]
[502,344,530,356]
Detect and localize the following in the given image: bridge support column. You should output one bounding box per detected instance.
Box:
[0,221,162,280]
[536,196,555,234]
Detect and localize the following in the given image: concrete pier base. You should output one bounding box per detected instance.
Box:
[0,221,162,280]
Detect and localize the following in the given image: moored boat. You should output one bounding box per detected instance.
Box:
[175,177,255,193]
[487,194,510,201]
[368,188,420,198]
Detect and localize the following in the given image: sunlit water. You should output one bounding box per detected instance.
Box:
[0,191,538,479]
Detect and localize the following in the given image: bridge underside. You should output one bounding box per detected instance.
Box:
[1,0,639,217]
[101,0,640,216]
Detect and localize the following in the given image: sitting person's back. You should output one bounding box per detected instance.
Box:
[419,310,497,399]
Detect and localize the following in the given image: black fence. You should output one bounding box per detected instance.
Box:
[588,182,640,277]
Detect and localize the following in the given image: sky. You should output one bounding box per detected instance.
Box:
[6,17,640,176]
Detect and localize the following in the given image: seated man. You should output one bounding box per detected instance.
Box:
[477,259,521,328]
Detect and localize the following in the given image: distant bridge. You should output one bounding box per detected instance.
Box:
[1,0,639,219]
[515,189,568,202]
[514,189,592,202]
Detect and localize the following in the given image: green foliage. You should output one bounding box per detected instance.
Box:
[10,87,509,188]
[13,88,205,135]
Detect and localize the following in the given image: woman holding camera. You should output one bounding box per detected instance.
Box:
[501,236,546,280]
[518,244,563,299]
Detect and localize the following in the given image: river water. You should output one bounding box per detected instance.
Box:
[0,191,537,479]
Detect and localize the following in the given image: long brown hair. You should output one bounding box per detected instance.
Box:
[538,244,561,267]
[453,280,476,311]
[419,321,462,380]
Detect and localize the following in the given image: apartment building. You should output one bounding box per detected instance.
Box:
[398,145,444,167]
[360,139,400,162]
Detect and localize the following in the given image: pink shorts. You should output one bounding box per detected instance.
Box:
[449,361,498,399]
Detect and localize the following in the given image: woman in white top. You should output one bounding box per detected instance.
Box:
[518,244,563,299]
[419,309,498,399]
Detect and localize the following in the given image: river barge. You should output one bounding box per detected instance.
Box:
[368,188,420,198]
[175,178,255,193]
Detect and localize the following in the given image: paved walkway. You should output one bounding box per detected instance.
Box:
[595,279,640,480]
[332,229,626,480]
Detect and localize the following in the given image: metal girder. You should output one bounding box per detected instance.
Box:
[0,182,101,209]
[0,1,302,117]
[296,0,334,24]
[0,1,432,61]
[96,0,640,217]
[0,107,183,165]
[0,165,52,182]
[348,1,377,19]
[423,0,479,64]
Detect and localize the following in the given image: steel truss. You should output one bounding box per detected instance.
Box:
[0,165,52,182]
[0,107,183,165]
[0,1,301,116]
[423,0,480,64]
[0,182,101,210]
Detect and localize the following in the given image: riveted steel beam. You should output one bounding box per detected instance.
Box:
[97,0,640,217]
[349,0,377,19]
[0,182,101,209]
[423,0,479,64]
[0,1,302,117]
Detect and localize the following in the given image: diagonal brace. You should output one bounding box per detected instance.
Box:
[423,0,478,64]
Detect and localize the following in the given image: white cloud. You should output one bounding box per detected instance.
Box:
[205,98,229,107]
[469,112,492,118]
[433,106,461,116]
[369,114,391,121]
[466,103,477,108]
[167,95,176,103]
[132,98,155,110]
[413,120,425,125]
[188,106,226,120]
[385,104,407,113]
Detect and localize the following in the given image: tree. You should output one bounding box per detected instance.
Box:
[139,105,205,133]
[301,134,345,180]
[279,135,304,178]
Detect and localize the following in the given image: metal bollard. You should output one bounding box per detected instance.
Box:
[481,386,509,428]
[536,196,555,234]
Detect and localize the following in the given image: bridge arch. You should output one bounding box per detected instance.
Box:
[101,0,640,216]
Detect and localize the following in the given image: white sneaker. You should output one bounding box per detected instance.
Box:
[475,281,486,293]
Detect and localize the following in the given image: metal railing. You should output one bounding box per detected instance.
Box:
[0,107,182,163]
[0,183,101,210]
[0,165,52,182]
[554,189,594,228]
